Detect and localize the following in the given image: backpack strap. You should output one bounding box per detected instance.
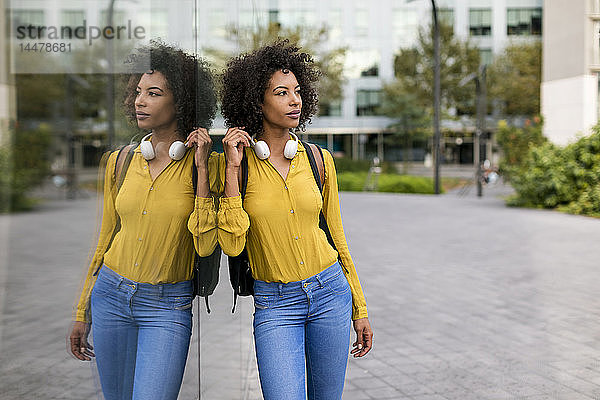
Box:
[303,142,325,191]
[115,144,136,191]
[231,149,249,313]
[240,149,249,199]
[191,151,224,314]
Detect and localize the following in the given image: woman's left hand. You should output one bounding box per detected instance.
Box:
[186,128,212,167]
[351,317,373,357]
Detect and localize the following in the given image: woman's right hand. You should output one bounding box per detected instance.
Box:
[69,321,95,361]
[222,127,251,169]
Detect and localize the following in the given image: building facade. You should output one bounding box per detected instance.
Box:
[541,0,599,145]
[4,0,542,167]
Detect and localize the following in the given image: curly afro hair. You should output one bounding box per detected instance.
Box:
[221,40,320,137]
[123,39,217,138]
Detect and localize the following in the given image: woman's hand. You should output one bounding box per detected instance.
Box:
[69,321,95,361]
[351,317,373,358]
[186,128,212,168]
[222,127,251,169]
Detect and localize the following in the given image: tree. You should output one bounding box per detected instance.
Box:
[379,81,429,172]
[206,22,346,116]
[393,22,481,115]
[487,42,541,117]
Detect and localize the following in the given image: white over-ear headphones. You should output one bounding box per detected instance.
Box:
[139,133,187,161]
[250,132,299,160]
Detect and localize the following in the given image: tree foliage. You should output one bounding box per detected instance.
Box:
[206,22,346,115]
[393,22,480,114]
[487,41,541,117]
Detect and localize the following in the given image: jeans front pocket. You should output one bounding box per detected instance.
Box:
[253,294,275,310]
[170,296,193,310]
[323,272,351,296]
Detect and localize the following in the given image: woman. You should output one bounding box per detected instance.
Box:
[218,40,373,400]
[68,41,218,400]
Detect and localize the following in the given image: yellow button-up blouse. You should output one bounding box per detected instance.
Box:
[217,142,368,320]
[75,146,218,322]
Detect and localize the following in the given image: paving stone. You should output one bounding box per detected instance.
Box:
[2,187,600,398]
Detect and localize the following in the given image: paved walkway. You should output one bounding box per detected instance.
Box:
[2,184,600,399]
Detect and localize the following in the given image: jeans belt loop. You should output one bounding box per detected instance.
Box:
[278,283,283,297]
[117,277,124,289]
[316,274,323,288]
[158,284,163,298]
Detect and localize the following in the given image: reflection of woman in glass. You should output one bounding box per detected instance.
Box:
[68,41,217,400]
[219,41,373,399]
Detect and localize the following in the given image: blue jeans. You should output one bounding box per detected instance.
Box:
[90,265,193,400]
[253,261,352,400]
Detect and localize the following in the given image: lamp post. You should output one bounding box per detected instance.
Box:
[459,64,487,197]
[431,0,441,195]
[408,0,441,194]
[106,0,116,150]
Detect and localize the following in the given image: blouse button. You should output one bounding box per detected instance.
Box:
[142,211,147,215]
[143,166,147,169]
[290,209,294,214]
[134,263,138,267]
[149,187,154,191]
[299,261,304,265]
[138,238,142,241]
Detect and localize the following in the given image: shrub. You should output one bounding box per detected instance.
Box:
[337,172,436,194]
[508,125,600,216]
[495,118,546,181]
[0,125,52,212]
[333,157,396,174]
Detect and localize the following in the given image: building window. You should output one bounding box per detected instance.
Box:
[479,48,493,65]
[438,8,454,29]
[319,100,342,117]
[11,9,44,26]
[469,9,492,36]
[329,9,342,41]
[279,9,317,27]
[356,90,381,116]
[507,8,542,36]
[345,49,380,78]
[361,64,379,77]
[392,8,418,47]
[355,8,368,37]
[269,10,279,24]
[61,10,85,27]
[239,9,268,28]
[100,10,126,25]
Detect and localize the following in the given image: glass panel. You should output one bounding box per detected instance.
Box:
[470,9,492,36]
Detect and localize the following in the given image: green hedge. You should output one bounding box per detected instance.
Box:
[0,125,51,212]
[333,157,396,174]
[507,126,600,216]
[337,172,436,194]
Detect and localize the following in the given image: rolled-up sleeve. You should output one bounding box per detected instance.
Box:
[217,195,250,257]
[187,196,218,257]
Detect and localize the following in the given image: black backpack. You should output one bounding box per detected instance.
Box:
[114,144,222,313]
[227,141,344,312]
